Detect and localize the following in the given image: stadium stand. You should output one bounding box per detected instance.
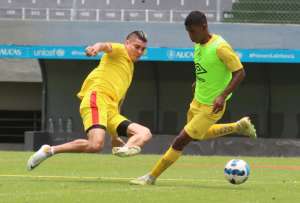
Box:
[223,0,300,24]
[0,0,235,22]
[1,0,299,24]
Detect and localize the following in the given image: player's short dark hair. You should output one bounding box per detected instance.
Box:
[184,11,207,27]
[126,30,148,42]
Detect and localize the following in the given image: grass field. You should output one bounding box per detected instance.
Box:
[1,151,300,203]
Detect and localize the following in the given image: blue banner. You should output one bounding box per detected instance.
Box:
[0,45,299,63]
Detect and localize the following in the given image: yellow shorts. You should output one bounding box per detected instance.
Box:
[184,99,226,140]
[79,91,128,137]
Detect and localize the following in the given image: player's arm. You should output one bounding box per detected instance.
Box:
[118,97,125,112]
[223,69,245,99]
[191,81,196,96]
[212,44,245,113]
[85,42,112,56]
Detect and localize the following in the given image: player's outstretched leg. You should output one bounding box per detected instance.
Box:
[130,142,184,186]
[236,117,257,138]
[27,145,53,171]
[130,173,156,185]
[204,116,257,139]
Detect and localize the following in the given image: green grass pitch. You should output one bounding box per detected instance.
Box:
[0,151,300,203]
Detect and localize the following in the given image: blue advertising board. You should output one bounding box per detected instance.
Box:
[0,45,299,63]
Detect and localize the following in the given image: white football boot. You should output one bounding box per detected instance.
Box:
[27,145,52,171]
[236,117,257,139]
[112,146,141,157]
[130,173,156,185]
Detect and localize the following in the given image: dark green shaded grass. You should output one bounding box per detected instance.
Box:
[0,151,300,203]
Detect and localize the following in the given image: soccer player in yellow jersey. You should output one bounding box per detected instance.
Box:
[130,11,257,185]
[27,31,152,170]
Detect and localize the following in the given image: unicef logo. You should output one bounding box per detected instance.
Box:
[167,50,176,59]
[56,49,65,57]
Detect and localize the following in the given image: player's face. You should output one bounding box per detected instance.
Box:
[125,38,147,62]
[185,24,207,43]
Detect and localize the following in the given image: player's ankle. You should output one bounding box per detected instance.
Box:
[49,147,55,155]
[149,173,156,179]
[147,174,156,183]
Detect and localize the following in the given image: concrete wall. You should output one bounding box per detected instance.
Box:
[0,59,41,82]
[0,21,300,49]
[0,82,42,110]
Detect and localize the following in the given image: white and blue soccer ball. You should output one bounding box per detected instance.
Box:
[224,159,250,185]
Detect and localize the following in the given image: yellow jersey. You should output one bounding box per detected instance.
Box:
[216,36,243,72]
[77,43,134,102]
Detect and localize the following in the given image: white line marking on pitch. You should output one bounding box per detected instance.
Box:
[0,174,298,184]
[0,174,221,182]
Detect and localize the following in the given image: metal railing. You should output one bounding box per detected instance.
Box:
[223,0,300,24]
[0,7,221,23]
[0,0,228,23]
[2,0,297,24]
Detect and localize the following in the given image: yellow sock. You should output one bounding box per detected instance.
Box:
[150,146,182,178]
[205,123,237,138]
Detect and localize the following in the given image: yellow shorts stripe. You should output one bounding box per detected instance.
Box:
[79,91,129,137]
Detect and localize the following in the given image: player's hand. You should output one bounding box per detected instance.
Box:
[212,95,225,114]
[85,46,98,56]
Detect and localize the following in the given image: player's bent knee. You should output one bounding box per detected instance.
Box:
[141,127,152,141]
[128,123,152,142]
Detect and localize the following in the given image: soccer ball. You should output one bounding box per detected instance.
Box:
[224,159,250,185]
